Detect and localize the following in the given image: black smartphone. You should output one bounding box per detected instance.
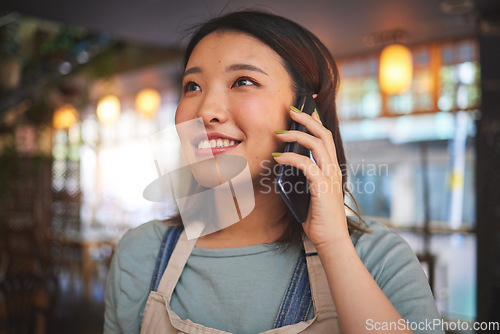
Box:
[276,94,322,223]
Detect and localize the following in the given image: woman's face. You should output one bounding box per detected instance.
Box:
[175,31,294,186]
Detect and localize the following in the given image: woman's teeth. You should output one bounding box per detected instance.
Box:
[197,139,237,150]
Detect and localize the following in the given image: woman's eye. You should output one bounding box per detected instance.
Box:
[232,77,258,88]
[184,82,201,93]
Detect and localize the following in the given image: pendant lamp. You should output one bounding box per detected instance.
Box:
[379,44,413,95]
[53,104,78,129]
[97,95,121,125]
[135,88,161,118]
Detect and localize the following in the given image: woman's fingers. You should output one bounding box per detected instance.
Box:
[288,107,338,164]
[272,152,342,197]
[275,130,339,178]
[311,108,322,123]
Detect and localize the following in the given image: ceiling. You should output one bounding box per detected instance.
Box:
[2,0,500,58]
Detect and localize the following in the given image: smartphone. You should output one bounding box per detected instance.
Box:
[276,94,322,223]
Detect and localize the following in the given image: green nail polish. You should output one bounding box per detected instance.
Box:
[290,105,302,113]
[272,152,283,157]
[275,130,288,134]
[314,108,320,119]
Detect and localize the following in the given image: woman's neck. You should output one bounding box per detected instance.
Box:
[196,191,288,249]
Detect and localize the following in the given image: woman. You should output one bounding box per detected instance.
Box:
[105,10,443,334]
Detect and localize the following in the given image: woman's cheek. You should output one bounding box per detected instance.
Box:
[234,95,285,128]
[234,95,266,117]
[174,100,191,124]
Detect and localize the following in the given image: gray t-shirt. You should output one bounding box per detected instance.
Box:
[104,220,443,333]
[170,241,313,333]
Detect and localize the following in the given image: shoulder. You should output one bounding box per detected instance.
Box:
[112,220,170,280]
[110,220,169,284]
[117,219,168,252]
[352,220,417,265]
[352,219,423,286]
[109,220,172,300]
[352,220,442,332]
[104,220,170,333]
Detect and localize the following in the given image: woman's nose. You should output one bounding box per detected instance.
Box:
[197,93,228,126]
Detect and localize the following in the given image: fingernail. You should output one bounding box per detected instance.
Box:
[272,152,283,157]
[290,105,302,113]
[275,130,288,134]
[314,108,320,119]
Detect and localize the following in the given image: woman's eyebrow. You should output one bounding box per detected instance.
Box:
[183,64,268,77]
[183,66,201,77]
[227,64,268,75]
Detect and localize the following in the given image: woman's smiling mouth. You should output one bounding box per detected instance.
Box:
[193,133,241,156]
[197,138,238,150]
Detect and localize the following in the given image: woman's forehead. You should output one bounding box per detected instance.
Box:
[186,30,283,68]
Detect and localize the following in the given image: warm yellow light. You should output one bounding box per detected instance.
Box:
[97,95,121,125]
[379,44,413,95]
[135,88,161,118]
[53,104,78,129]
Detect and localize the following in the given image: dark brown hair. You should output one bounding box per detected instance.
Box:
[168,10,367,242]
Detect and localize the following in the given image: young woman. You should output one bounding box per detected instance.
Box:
[104,10,443,334]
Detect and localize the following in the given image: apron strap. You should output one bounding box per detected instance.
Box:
[273,250,312,327]
[303,236,337,317]
[149,225,184,292]
[149,228,334,327]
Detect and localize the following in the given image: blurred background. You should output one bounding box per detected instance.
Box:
[0,0,499,333]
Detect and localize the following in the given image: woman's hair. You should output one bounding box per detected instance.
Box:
[169,10,367,243]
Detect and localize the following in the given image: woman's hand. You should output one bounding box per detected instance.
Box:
[273,105,350,249]
[274,105,414,334]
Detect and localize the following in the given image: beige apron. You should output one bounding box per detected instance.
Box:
[140,231,341,333]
